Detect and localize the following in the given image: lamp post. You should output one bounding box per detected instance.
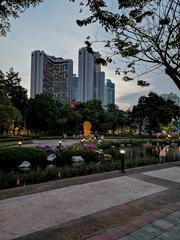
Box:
[119,145,126,173]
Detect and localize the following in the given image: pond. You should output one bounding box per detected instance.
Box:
[116,143,180,168]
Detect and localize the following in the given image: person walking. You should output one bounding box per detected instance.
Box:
[159,145,167,163]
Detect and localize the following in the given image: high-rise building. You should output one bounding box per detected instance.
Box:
[31,50,73,102]
[78,47,105,104]
[71,74,78,101]
[161,92,180,106]
[104,79,115,106]
[96,72,105,106]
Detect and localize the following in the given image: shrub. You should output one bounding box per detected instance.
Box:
[56,149,99,166]
[0,147,47,170]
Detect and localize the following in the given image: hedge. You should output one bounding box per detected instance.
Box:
[0,147,47,170]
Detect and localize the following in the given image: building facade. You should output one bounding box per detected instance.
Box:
[104,79,115,106]
[78,47,105,104]
[71,74,78,101]
[31,50,73,102]
[161,92,180,106]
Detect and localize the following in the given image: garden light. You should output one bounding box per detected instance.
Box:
[58,140,62,147]
[119,149,126,154]
[18,141,22,147]
[119,148,126,173]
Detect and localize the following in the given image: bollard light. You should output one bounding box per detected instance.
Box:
[119,148,126,173]
[120,149,126,154]
[18,141,22,147]
[58,140,62,147]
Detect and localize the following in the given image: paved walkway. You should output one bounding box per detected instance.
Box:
[1,161,180,240]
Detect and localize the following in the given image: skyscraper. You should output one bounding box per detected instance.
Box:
[31,50,73,102]
[78,47,105,104]
[105,79,115,105]
[71,74,78,101]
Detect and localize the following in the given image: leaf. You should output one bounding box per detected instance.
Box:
[95,58,107,66]
[137,80,150,87]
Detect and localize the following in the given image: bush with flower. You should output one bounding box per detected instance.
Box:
[68,141,97,152]
[36,145,57,155]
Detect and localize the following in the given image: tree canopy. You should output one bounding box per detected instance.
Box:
[0,68,28,117]
[0,0,43,36]
[131,92,180,134]
[72,0,180,89]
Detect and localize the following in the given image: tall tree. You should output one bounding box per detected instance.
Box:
[105,104,120,133]
[0,104,21,134]
[2,68,28,117]
[132,92,180,135]
[26,93,63,134]
[0,0,43,36]
[72,0,180,89]
[80,99,105,131]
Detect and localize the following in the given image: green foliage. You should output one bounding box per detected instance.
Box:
[0,68,28,132]
[132,92,180,134]
[0,104,22,134]
[0,147,47,170]
[74,0,180,89]
[76,99,105,131]
[26,93,62,133]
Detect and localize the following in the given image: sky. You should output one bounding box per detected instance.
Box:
[0,0,179,110]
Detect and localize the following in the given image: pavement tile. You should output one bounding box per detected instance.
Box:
[118,224,138,234]
[141,223,165,236]
[87,234,113,240]
[129,219,148,228]
[150,238,161,240]
[163,214,180,226]
[157,226,180,240]
[160,208,175,214]
[130,228,155,240]
[140,213,158,223]
[105,227,126,239]
[167,205,179,211]
[152,211,168,219]
[118,236,136,240]
[169,211,180,218]
[175,202,180,207]
[153,219,174,230]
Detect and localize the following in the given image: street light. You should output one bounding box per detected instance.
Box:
[119,145,126,173]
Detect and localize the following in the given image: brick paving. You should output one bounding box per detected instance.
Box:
[1,161,180,240]
[86,204,180,240]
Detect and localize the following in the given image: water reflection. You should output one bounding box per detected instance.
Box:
[123,143,180,167]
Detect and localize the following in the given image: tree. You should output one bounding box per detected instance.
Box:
[132,92,180,135]
[79,99,105,131]
[1,68,28,118]
[0,104,21,134]
[0,0,43,36]
[105,104,120,133]
[73,0,180,89]
[26,93,60,133]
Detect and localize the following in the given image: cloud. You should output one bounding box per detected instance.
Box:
[0,0,178,108]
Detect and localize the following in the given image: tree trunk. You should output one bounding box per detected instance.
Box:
[165,67,180,90]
